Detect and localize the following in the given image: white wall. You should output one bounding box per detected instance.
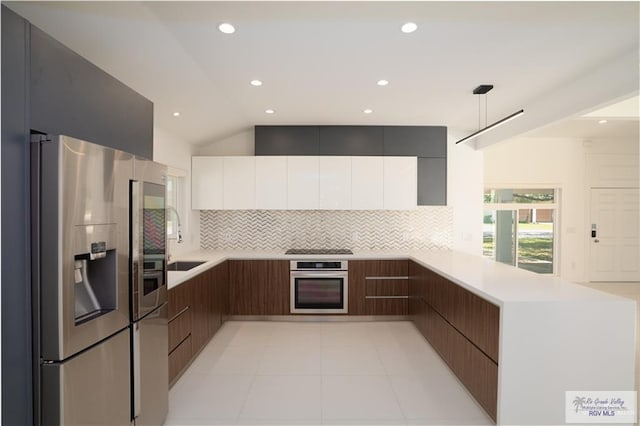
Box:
[153,128,200,257]
[484,136,639,283]
[448,133,484,255]
[197,128,254,156]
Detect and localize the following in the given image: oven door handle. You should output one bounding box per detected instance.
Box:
[291,272,347,278]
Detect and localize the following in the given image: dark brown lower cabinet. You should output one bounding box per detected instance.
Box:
[228,260,289,315]
[349,260,409,315]
[409,260,499,422]
[168,335,192,384]
[168,305,191,353]
[167,261,229,385]
[191,273,209,352]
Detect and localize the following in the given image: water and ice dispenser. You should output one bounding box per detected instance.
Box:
[73,224,118,324]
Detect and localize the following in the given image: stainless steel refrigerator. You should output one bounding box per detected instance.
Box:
[31,135,168,425]
[130,157,169,425]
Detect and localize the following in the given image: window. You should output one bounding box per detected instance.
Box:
[483,188,558,274]
[166,175,179,240]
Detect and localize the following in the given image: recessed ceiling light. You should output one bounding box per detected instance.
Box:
[377,79,389,86]
[218,23,235,34]
[363,109,373,114]
[598,119,608,124]
[401,22,418,33]
[172,112,180,117]
[265,109,275,114]
[250,80,263,86]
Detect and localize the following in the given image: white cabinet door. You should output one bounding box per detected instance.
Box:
[287,157,319,210]
[351,156,383,210]
[319,156,351,210]
[255,156,287,209]
[383,157,417,210]
[223,157,255,209]
[191,156,223,209]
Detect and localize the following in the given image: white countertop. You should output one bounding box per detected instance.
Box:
[167,249,633,306]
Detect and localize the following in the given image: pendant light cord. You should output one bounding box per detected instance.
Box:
[478,95,481,130]
[485,93,488,127]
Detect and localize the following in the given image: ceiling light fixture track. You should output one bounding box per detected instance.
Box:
[455,84,524,145]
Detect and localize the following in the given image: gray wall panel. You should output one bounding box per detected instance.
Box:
[30,27,153,159]
[418,157,447,206]
[1,6,33,425]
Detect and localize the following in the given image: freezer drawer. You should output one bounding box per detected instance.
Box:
[133,302,168,425]
[41,328,131,425]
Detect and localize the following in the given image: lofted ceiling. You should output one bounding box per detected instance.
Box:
[525,94,640,140]
[5,1,640,147]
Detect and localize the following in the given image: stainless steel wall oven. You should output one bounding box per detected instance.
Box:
[290,261,348,314]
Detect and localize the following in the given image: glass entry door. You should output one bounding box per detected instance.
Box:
[483,189,557,274]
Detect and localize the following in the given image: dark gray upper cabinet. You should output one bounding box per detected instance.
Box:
[318,126,383,156]
[383,126,447,158]
[30,27,153,159]
[418,158,447,206]
[255,126,319,155]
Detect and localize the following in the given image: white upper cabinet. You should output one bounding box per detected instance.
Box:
[287,156,319,210]
[191,156,223,210]
[319,156,351,210]
[223,157,255,209]
[255,156,287,209]
[383,157,417,210]
[351,156,383,210]
[191,155,417,211]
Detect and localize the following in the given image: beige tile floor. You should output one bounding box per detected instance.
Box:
[165,321,493,425]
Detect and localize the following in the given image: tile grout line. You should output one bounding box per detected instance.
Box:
[232,322,265,426]
[372,327,410,426]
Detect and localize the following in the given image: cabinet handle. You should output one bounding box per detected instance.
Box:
[365,295,409,299]
[169,306,190,323]
[365,276,409,280]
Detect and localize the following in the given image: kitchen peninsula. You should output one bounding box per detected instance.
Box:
[166,249,637,426]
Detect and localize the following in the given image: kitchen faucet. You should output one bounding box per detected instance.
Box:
[166,206,183,243]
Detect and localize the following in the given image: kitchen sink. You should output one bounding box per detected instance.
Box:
[167,261,206,271]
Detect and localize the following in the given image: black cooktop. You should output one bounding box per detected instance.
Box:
[285,248,353,255]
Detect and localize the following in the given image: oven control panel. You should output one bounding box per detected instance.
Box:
[290,260,348,271]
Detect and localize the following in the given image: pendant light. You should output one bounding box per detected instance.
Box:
[455,85,524,144]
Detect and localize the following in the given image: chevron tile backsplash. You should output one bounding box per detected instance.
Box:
[200,207,453,250]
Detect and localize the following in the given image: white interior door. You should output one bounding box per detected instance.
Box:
[590,188,640,282]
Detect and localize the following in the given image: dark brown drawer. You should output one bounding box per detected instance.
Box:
[442,312,498,421]
[168,307,191,353]
[365,278,408,297]
[349,260,409,315]
[421,265,500,363]
[419,299,497,421]
[169,334,192,385]
[168,280,192,320]
[452,286,500,363]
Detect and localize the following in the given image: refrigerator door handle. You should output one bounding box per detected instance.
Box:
[133,322,141,419]
[131,180,143,320]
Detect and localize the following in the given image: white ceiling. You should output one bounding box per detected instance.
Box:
[525,94,640,139]
[6,1,640,146]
